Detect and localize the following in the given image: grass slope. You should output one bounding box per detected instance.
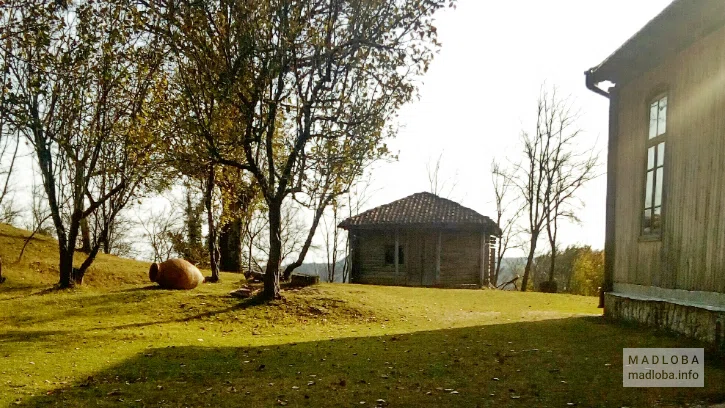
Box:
[1,223,724,407]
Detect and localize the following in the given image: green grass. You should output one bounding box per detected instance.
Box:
[1,223,724,407]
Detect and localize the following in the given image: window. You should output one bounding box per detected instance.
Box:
[384,244,404,265]
[643,95,667,235]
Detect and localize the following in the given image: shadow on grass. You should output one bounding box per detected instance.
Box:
[0,330,68,345]
[18,317,725,408]
[1,282,282,331]
[0,284,52,299]
[93,293,281,332]
[116,285,162,292]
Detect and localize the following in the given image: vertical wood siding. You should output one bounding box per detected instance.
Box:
[440,232,481,286]
[352,228,488,287]
[615,23,725,293]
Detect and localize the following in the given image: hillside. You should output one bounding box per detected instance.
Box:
[0,223,151,289]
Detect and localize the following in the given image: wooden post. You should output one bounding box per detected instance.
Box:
[480,232,488,288]
[435,231,441,285]
[602,86,619,308]
[394,229,399,276]
[350,231,359,283]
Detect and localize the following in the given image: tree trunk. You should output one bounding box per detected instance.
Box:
[219,215,243,272]
[58,246,74,288]
[80,218,91,253]
[205,166,220,283]
[263,199,283,299]
[520,234,538,292]
[0,256,5,284]
[548,247,557,283]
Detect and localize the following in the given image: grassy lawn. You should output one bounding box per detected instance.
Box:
[1,223,724,407]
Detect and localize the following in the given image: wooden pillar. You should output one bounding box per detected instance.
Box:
[602,86,619,307]
[435,231,441,285]
[394,229,399,276]
[349,231,360,283]
[480,232,488,288]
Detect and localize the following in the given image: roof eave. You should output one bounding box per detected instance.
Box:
[338,222,499,233]
[587,0,725,86]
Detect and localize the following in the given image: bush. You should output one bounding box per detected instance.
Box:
[570,249,604,296]
[539,280,558,293]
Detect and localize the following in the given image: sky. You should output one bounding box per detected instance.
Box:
[304,0,673,260]
[5,0,675,263]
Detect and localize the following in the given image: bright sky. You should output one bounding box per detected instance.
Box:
[309,0,673,259]
[6,0,674,263]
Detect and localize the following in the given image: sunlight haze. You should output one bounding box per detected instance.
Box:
[323,0,673,259]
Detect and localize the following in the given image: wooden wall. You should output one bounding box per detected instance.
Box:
[353,230,407,286]
[440,232,481,287]
[351,228,488,287]
[615,23,725,293]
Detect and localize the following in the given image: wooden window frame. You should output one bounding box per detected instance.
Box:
[384,244,404,266]
[641,94,668,238]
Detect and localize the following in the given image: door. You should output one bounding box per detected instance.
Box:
[421,233,436,286]
[406,231,422,285]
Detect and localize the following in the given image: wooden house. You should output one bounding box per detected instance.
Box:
[338,192,501,288]
[585,0,725,344]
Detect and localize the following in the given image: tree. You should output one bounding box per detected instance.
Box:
[427,152,458,199]
[570,247,604,296]
[540,89,597,292]
[243,203,268,277]
[169,181,208,265]
[490,160,522,287]
[0,13,19,224]
[147,0,453,299]
[0,133,19,224]
[0,38,19,224]
[23,165,52,236]
[202,164,221,282]
[322,201,345,283]
[512,86,596,292]
[1,1,167,287]
[216,171,256,273]
[138,202,180,263]
[533,245,584,292]
[340,172,375,283]
[254,201,307,267]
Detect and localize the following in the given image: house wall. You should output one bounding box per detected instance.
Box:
[353,229,408,286]
[440,231,482,287]
[614,22,725,296]
[351,228,488,287]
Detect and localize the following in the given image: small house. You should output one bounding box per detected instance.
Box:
[338,192,501,288]
[585,0,725,344]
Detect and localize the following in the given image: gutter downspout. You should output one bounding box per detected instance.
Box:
[585,69,610,99]
[584,69,616,310]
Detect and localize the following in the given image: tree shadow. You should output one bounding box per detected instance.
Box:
[116,285,163,292]
[0,284,50,298]
[0,330,68,345]
[18,317,725,408]
[2,283,285,331]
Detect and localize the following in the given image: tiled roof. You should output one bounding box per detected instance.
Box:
[338,192,501,234]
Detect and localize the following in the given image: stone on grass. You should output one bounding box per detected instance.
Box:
[230,288,256,299]
[289,274,319,287]
[149,259,204,290]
